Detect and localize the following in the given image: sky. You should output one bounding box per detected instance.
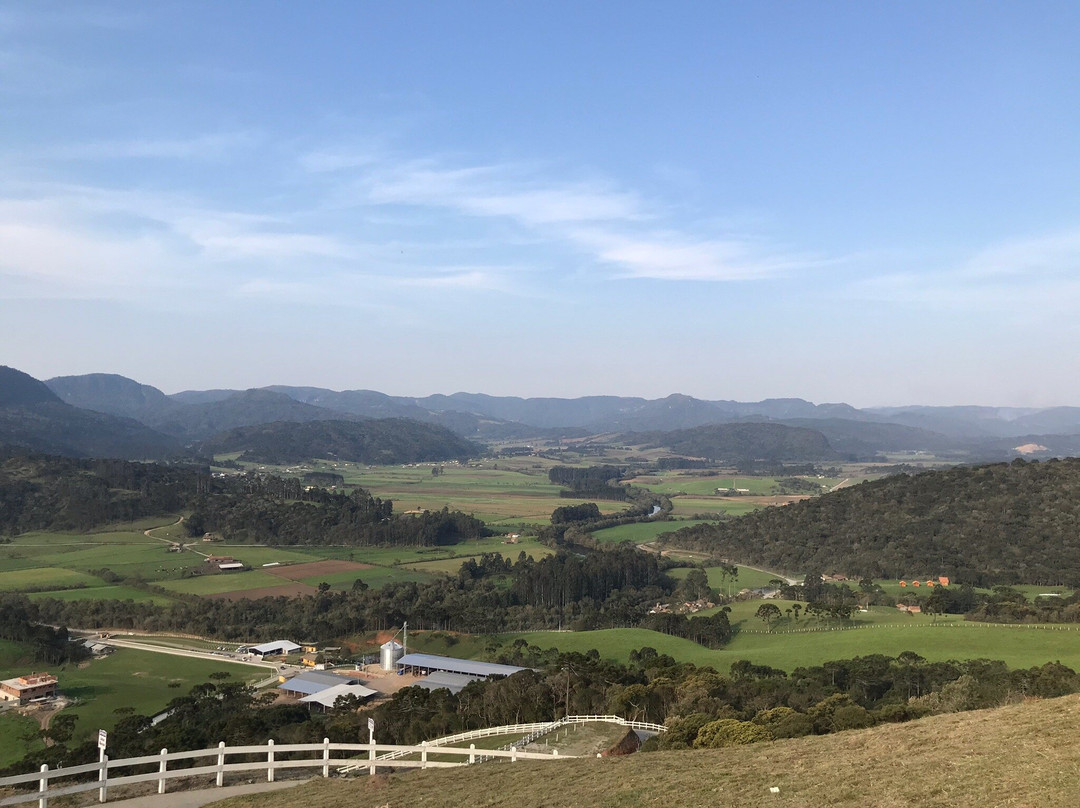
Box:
[2,1,1079,406]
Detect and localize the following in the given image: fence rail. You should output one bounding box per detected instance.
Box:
[340,714,666,772]
[0,739,567,808]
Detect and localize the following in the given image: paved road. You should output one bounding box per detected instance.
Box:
[101,779,304,808]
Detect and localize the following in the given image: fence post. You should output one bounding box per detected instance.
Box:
[267,740,275,782]
[553,749,559,758]
[322,737,330,778]
[38,764,48,808]
[368,730,375,777]
[469,743,475,764]
[98,754,108,803]
[421,741,427,769]
[216,741,226,787]
[158,748,168,794]
[511,746,518,763]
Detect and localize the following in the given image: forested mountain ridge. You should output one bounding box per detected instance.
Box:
[661,458,1080,586]
[198,418,481,465]
[633,422,836,462]
[0,368,182,461]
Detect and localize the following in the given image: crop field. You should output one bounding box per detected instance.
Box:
[298,566,434,591]
[667,497,765,517]
[157,570,291,596]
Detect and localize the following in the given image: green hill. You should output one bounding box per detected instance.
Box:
[198,418,482,464]
[662,458,1080,586]
[637,422,835,462]
[211,693,1080,808]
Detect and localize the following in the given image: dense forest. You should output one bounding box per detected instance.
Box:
[548,465,628,499]
[662,458,1080,586]
[197,418,481,465]
[0,451,486,547]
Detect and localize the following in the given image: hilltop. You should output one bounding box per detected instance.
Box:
[662,457,1080,586]
[212,694,1080,808]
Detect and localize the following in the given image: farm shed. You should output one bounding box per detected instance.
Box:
[277,670,360,697]
[396,653,525,679]
[299,683,378,711]
[414,670,483,695]
[250,640,302,657]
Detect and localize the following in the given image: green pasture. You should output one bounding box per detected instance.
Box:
[627,475,788,496]
[0,567,106,592]
[590,519,715,544]
[501,616,1080,672]
[26,585,176,605]
[0,649,263,750]
[157,570,287,596]
[207,546,323,567]
[301,566,434,591]
[668,564,785,593]
[0,638,32,668]
[668,497,764,517]
[0,712,43,768]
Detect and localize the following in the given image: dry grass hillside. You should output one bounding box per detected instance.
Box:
[212,694,1080,808]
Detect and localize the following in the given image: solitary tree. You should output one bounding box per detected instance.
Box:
[755,603,782,632]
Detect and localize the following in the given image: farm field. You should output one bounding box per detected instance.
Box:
[0,567,105,592]
[0,712,42,768]
[667,497,764,517]
[590,519,715,544]
[626,474,839,497]
[0,646,263,764]
[500,615,1080,672]
[667,564,783,593]
[157,570,290,596]
[26,585,176,604]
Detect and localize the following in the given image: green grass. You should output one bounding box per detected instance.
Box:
[26,585,176,604]
[668,564,784,593]
[0,712,43,768]
[203,546,324,567]
[500,618,1080,672]
[0,567,106,592]
[301,566,434,590]
[668,497,764,517]
[590,519,716,544]
[156,570,287,595]
[0,638,33,669]
[26,649,263,748]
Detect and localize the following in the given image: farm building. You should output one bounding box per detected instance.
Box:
[413,670,483,695]
[250,640,302,658]
[277,670,361,698]
[396,653,525,680]
[299,683,378,712]
[218,562,244,571]
[1,673,58,704]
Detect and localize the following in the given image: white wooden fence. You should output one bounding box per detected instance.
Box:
[342,714,667,771]
[0,739,567,808]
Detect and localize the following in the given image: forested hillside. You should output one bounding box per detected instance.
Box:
[636,422,835,462]
[198,418,481,464]
[662,458,1080,586]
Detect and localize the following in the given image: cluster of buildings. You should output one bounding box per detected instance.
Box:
[899,576,950,588]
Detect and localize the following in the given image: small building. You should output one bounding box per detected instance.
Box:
[300,652,325,668]
[414,671,483,695]
[911,580,921,587]
[938,576,950,586]
[1,673,58,704]
[205,556,236,565]
[299,683,378,712]
[899,580,907,587]
[277,670,361,698]
[218,562,244,571]
[250,640,302,658]
[925,580,935,588]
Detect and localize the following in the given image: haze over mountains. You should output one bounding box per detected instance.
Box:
[5,366,1080,462]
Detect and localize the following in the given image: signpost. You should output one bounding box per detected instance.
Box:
[97,730,108,802]
[367,718,375,776]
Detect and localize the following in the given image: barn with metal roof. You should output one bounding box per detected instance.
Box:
[396,653,525,679]
[299,682,378,711]
[250,640,302,657]
[277,670,360,697]
[413,670,483,695]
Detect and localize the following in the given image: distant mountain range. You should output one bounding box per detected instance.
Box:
[0,366,1072,462]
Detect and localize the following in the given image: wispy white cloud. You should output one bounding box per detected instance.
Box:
[312,152,817,282]
[38,132,258,162]
[851,228,1080,315]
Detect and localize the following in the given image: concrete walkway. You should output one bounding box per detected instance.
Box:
[100,780,304,808]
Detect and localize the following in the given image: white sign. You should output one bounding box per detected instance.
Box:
[97,729,107,751]
[367,718,375,733]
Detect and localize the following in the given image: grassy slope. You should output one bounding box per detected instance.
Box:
[212,694,1080,808]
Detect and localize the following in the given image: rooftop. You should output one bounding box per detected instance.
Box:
[414,670,484,695]
[397,653,525,679]
[299,683,378,708]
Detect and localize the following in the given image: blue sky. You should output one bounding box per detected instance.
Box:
[2,1,1079,406]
